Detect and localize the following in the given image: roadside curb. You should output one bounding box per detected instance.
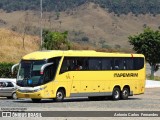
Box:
[145,80,160,88]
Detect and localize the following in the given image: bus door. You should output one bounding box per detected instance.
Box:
[60,57,81,94]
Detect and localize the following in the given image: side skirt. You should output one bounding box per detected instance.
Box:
[70,92,112,97]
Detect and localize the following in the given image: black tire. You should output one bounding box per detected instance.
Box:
[7,97,12,99]
[55,89,65,102]
[31,98,41,103]
[121,88,129,100]
[112,87,120,100]
[12,92,17,99]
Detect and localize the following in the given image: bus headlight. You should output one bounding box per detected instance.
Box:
[33,86,46,92]
[17,86,46,93]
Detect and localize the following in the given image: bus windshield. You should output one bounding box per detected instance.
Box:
[17,60,46,87]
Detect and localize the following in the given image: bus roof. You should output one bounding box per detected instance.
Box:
[22,50,144,60]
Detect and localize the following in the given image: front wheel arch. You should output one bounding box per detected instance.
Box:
[55,87,66,102]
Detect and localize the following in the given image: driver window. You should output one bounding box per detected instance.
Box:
[44,65,54,83]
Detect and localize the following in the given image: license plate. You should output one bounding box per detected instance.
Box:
[24,94,29,98]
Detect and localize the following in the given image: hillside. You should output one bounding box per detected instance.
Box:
[0,29,39,63]
[0,0,160,15]
[1,3,160,51]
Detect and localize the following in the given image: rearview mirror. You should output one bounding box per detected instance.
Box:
[11,63,19,74]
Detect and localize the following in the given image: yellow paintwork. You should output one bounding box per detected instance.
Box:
[17,50,146,99]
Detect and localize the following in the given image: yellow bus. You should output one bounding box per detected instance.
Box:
[12,50,146,102]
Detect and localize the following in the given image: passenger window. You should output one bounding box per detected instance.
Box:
[0,82,6,87]
[125,58,134,70]
[60,57,89,73]
[114,59,125,70]
[60,58,74,73]
[89,58,102,70]
[74,58,88,70]
[6,82,14,87]
[102,58,113,70]
[133,58,144,70]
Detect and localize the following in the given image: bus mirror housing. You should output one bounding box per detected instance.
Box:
[40,63,53,74]
[11,63,19,74]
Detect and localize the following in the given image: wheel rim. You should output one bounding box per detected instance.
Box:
[123,90,128,97]
[57,92,63,99]
[114,90,119,99]
[13,93,17,99]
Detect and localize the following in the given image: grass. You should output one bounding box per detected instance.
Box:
[0,28,112,63]
[146,75,160,81]
[0,28,39,63]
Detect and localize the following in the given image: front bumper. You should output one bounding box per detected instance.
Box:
[16,91,43,99]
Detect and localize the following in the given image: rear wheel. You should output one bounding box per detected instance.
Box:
[31,98,41,103]
[55,89,65,102]
[121,88,129,100]
[112,87,120,100]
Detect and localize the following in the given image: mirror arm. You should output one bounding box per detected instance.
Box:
[11,63,19,74]
[40,63,53,74]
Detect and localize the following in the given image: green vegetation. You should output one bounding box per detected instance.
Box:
[42,30,71,50]
[0,0,160,15]
[147,75,160,81]
[0,63,17,78]
[129,27,160,80]
[93,0,160,15]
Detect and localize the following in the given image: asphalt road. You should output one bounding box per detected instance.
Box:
[0,88,160,111]
[0,88,159,119]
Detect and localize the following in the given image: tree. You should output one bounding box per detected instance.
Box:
[16,12,30,49]
[42,30,71,50]
[129,27,160,79]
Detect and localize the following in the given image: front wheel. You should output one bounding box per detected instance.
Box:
[112,87,120,100]
[12,92,17,99]
[55,89,65,102]
[31,99,41,103]
[121,88,129,100]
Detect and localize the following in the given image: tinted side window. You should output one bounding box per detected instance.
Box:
[60,58,75,73]
[44,57,61,82]
[114,58,125,70]
[89,58,102,70]
[6,82,14,87]
[60,57,144,72]
[60,57,89,73]
[124,58,134,70]
[43,65,53,83]
[0,82,6,87]
[102,58,113,70]
[133,58,144,70]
